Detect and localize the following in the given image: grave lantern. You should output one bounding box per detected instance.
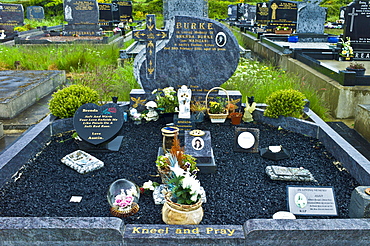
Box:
[107,179,140,218]
[161,126,179,153]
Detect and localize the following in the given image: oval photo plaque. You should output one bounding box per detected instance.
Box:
[237,132,255,149]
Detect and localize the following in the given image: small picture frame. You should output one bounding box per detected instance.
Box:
[234,128,260,153]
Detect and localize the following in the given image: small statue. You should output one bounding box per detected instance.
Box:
[144,101,159,121]
[178,85,191,119]
[243,96,256,123]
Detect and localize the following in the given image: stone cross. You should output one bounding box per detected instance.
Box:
[132,14,169,81]
[348,7,358,32]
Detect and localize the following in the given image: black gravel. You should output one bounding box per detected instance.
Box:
[0,119,359,225]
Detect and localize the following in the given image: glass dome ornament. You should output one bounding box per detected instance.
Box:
[107,179,140,218]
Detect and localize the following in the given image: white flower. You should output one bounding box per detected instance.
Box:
[170,162,186,177]
[152,89,157,94]
[181,173,201,196]
[142,180,155,190]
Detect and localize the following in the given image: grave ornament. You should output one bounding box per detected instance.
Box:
[61,150,104,174]
[234,128,260,153]
[178,85,192,119]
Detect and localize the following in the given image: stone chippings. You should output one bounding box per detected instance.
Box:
[0,120,359,224]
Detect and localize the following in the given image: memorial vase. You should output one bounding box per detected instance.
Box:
[162,194,203,225]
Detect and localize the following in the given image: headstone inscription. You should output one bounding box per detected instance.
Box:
[63,0,101,36]
[26,6,45,20]
[98,3,113,28]
[344,1,370,60]
[0,3,24,34]
[296,0,326,34]
[266,0,298,32]
[185,130,216,173]
[256,2,270,25]
[73,103,124,152]
[287,186,338,216]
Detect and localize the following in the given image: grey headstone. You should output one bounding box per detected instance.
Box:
[163,0,208,25]
[134,15,240,93]
[0,3,24,33]
[296,1,326,34]
[26,6,45,20]
[63,0,101,36]
[349,186,370,218]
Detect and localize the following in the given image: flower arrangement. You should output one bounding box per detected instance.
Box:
[340,37,354,57]
[113,189,134,212]
[348,62,365,70]
[152,87,179,113]
[208,97,227,114]
[140,180,159,195]
[190,100,207,113]
[156,152,198,175]
[168,161,202,205]
[275,26,291,31]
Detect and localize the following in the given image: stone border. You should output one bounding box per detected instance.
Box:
[0,109,370,244]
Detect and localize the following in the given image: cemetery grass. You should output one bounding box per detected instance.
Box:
[0,119,359,224]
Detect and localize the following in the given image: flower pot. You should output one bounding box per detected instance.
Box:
[339,56,353,61]
[230,112,243,125]
[162,193,203,225]
[209,113,228,123]
[274,29,292,34]
[346,67,366,76]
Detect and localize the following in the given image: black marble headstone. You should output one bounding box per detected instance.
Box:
[112,1,132,23]
[256,2,270,25]
[228,5,238,21]
[73,103,124,146]
[98,3,113,28]
[134,15,240,93]
[0,3,24,33]
[63,0,101,36]
[344,1,370,60]
[26,6,45,20]
[266,0,298,32]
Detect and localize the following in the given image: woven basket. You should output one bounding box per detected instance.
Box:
[205,87,230,123]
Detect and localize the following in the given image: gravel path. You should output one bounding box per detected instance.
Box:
[0,119,359,225]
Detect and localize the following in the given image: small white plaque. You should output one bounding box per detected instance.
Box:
[237,132,255,149]
[287,186,337,216]
[70,196,82,203]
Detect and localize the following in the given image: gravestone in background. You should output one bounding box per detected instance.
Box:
[26,6,45,20]
[163,0,208,26]
[296,0,326,34]
[245,4,257,22]
[98,3,113,29]
[63,0,101,36]
[112,1,133,23]
[0,3,24,34]
[256,2,270,25]
[228,5,238,21]
[73,103,124,152]
[344,1,370,60]
[266,0,298,32]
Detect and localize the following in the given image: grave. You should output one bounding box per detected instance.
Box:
[266,0,298,32]
[344,0,370,60]
[98,3,113,29]
[73,103,124,152]
[0,3,24,38]
[26,6,45,20]
[63,0,101,36]
[112,1,133,24]
[227,5,238,21]
[256,2,270,26]
[163,0,208,26]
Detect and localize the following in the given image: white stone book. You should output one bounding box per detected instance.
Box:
[61,150,104,174]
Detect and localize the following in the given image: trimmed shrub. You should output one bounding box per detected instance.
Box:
[49,84,99,118]
[264,89,306,119]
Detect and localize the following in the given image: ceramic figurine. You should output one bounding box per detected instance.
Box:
[144,101,159,121]
[178,85,191,119]
[243,96,256,122]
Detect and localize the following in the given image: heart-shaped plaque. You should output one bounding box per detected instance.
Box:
[73,103,124,145]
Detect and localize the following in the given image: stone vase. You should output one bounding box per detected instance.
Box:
[162,193,203,225]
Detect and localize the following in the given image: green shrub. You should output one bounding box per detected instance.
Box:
[264,89,306,119]
[49,84,99,118]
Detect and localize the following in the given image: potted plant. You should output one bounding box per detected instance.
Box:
[162,156,203,225]
[339,37,354,61]
[346,62,366,76]
[206,87,229,123]
[274,26,292,34]
[190,100,207,122]
[152,87,179,123]
[264,89,306,119]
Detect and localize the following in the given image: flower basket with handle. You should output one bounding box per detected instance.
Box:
[206,87,230,123]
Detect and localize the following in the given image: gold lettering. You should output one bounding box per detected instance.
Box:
[132,227,141,233]
[157,229,164,233]
[176,22,182,29]
[142,228,149,233]
[208,23,213,29]
[150,229,156,233]
[199,23,205,29]
[227,229,235,236]
[183,229,190,234]
[191,23,197,29]
[192,228,199,234]
[176,229,182,234]
[206,228,213,234]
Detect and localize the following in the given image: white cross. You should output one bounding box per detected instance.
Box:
[348,8,358,32]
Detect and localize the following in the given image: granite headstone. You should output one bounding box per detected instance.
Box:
[256,2,270,25]
[0,3,24,33]
[228,5,238,21]
[296,0,326,34]
[267,0,298,32]
[344,1,370,60]
[63,0,101,36]
[163,0,208,25]
[98,3,113,28]
[112,1,132,23]
[26,6,45,20]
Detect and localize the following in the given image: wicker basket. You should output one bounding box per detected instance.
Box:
[205,87,230,123]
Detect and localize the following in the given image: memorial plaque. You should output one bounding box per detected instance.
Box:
[26,6,45,20]
[344,1,370,60]
[256,2,270,25]
[287,186,338,216]
[0,3,24,33]
[73,103,124,145]
[233,128,259,153]
[112,1,132,23]
[267,0,297,32]
[98,3,113,27]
